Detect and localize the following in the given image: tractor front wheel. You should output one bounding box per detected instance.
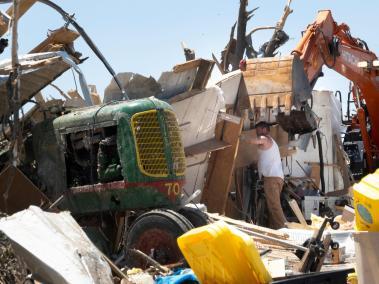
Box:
[125,209,193,268]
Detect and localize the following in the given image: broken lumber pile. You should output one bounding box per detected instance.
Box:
[207,213,289,240]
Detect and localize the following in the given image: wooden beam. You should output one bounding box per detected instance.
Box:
[173,58,208,73]
[287,199,307,226]
[184,138,231,157]
[0,0,37,36]
[201,116,243,214]
[29,27,80,53]
[314,234,331,272]
[192,59,214,90]
[173,58,203,73]
[207,212,289,240]
[173,58,214,72]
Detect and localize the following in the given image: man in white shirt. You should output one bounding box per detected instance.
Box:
[247,121,286,229]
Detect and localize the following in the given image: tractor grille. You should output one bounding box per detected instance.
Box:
[132,110,169,177]
[165,110,186,176]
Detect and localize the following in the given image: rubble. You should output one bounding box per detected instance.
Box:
[0,206,114,284]
[0,228,28,283]
[0,1,378,283]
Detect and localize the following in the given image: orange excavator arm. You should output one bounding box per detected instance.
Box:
[292,10,379,171]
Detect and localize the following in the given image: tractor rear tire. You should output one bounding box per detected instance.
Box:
[179,207,209,228]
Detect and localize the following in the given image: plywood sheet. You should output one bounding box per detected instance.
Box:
[201,117,243,214]
[185,138,231,157]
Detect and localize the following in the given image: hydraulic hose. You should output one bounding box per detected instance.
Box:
[316,130,326,194]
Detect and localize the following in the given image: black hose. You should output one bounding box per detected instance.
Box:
[316,130,325,194]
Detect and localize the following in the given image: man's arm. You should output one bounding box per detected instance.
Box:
[245,135,272,149]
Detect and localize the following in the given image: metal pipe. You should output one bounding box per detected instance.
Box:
[10,0,20,166]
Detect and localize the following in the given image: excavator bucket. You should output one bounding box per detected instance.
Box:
[242,55,317,134]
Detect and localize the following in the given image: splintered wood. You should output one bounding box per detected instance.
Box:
[0,0,36,36]
[201,116,243,214]
[30,27,80,53]
[207,213,301,270]
[207,213,289,240]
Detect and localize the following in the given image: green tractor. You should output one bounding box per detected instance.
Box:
[29,96,207,266]
[0,3,206,266]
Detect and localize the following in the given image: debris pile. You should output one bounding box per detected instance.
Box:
[0,0,378,283]
[0,228,28,283]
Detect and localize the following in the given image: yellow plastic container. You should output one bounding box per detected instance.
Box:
[177,220,272,284]
[353,169,379,231]
[347,272,357,284]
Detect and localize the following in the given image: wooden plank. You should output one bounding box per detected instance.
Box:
[207,213,289,240]
[201,117,243,214]
[6,0,36,19]
[0,0,36,36]
[304,161,340,167]
[288,199,307,226]
[309,164,321,187]
[314,234,331,272]
[192,59,214,90]
[218,112,241,125]
[173,58,203,73]
[184,138,231,157]
[30,27,80,53]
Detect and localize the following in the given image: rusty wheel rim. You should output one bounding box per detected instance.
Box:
[131,228,181,266]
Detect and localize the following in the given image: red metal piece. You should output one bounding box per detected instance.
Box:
[239,59,247,71]
[69,179,185,202]
[357,108,374,171]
